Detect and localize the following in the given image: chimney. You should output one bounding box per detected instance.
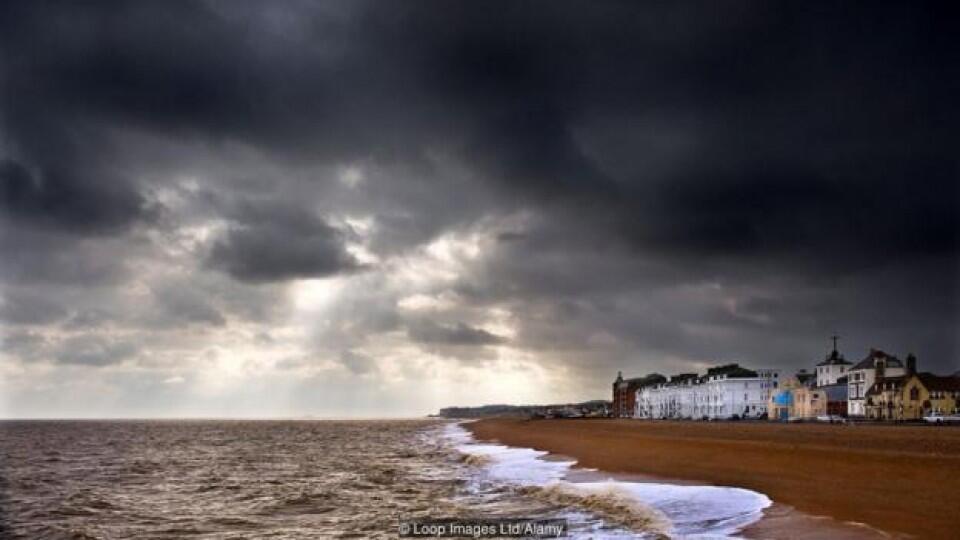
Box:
[906,354,917,376]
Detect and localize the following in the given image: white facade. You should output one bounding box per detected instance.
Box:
[755,368,781,404]
[637,379,697,419]
[816,363,849,387]
[636,370,779,420]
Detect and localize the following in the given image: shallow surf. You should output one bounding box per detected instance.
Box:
[445,422,771,539]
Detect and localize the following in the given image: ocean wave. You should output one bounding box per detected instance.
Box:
[460,453,492,467]
[519,482,672,536]
[447,422,771,538]
[1,419,456,539]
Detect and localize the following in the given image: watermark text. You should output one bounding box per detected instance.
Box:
[398,518,568,538]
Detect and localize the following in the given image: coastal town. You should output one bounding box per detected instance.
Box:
[442,339,960,538]
[613,338,960,423]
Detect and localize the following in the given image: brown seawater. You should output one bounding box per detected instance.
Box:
[0,420,651,539]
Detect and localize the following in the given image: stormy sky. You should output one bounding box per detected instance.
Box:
[1,1,957,418]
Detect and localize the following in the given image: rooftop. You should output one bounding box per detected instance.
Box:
[700,363,758,381]
[620,373,667,388]
[852,349,903,370]
[916,372,960,392]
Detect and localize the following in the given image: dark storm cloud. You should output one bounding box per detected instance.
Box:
[408,320,506,347]
[206,201,363,283]
[0,159,151,235]
[0,0,957,403]
[2,1,954,261]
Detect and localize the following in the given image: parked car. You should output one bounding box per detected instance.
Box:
[923,413,960,424]
[817,415,846,424]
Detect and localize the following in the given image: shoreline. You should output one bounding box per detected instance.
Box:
[562,466,887,539]
[465,418,960,539]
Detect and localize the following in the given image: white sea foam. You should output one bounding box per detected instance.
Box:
[444,422,771,539]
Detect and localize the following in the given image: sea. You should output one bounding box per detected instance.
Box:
[0,419,774,539]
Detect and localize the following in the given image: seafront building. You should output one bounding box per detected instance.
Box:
[864,370,960,420]
[780,343,852,420]
[816,337,851,387]
[768,344,853,421]
[793,383,848,419]
[767,371,815,420]
[615,340,959,423]
[848,350,906,417]
[791,385,821,419]
[635,364,780,420]
[612,372,665,418]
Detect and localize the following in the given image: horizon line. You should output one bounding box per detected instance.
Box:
[0,415,438,421]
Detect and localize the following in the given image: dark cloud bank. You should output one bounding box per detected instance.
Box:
[0,1,957,414]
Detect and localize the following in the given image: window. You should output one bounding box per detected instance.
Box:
[910,387,919,401]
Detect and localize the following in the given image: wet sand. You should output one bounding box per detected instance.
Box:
[466,418,960,539]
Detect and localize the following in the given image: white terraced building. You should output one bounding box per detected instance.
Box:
[635,365,780,420]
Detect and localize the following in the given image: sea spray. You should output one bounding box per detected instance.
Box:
[460,453,492,467]
[519,483,672,537]
[447,422,771,538]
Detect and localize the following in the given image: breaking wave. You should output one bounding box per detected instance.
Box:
[461,453,492,467]
[445,422,771,538]
[519,483,672,535]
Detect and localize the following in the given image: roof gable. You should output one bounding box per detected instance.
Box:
[852,349,903,370]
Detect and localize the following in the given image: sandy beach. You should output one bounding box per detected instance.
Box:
[466,418,960,539]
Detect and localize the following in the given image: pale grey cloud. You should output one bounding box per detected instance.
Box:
[54,336,138,367]
[0,290,68,326]
[339,350,377,375]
